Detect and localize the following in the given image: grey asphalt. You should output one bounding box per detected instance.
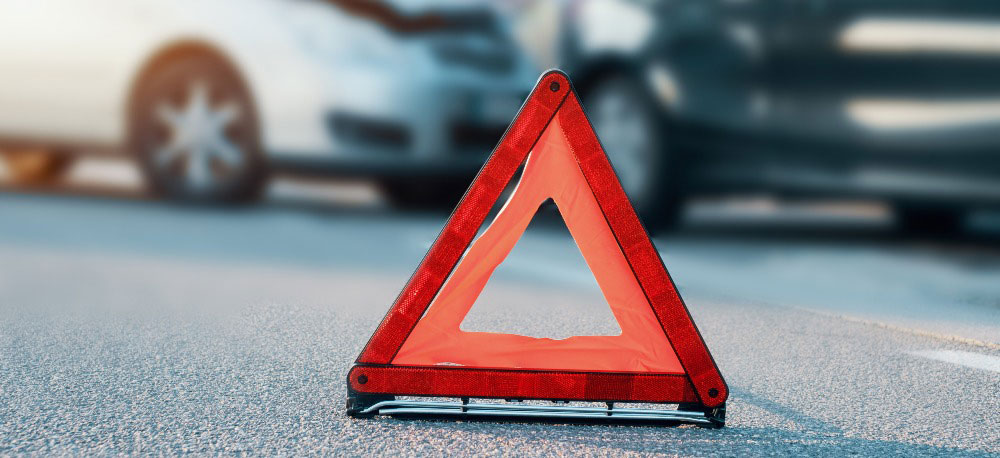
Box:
[1,191,998,456]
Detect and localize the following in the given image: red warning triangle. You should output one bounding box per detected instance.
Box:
[348,71,726,410]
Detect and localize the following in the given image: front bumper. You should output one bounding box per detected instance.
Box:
[270,62,531,178]
[271,150,490,179]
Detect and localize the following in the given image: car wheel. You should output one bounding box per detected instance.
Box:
[1,149,73,185]
[380,178,469,210]
[894,205,966,235]
[583,75,680,233]
[129,53,267,203]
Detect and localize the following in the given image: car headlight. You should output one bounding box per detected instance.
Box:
[282,0,412,67]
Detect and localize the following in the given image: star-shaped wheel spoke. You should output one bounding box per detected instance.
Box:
[153,81,244,192]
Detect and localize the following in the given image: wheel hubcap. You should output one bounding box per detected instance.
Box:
[589,83,657,206]
[153,81,244,193]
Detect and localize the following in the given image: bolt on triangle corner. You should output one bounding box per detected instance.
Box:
[345,69,728,427]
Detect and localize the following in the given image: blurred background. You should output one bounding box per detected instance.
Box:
[3,0,1000,235]
[2,0,1000,347]
[1,1,999,453]
[2,0,1000,325]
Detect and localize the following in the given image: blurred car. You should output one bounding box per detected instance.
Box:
[560,0,1000,233]
[0,0,534,204]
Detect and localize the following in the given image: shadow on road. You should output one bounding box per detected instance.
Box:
[356,412,992,456]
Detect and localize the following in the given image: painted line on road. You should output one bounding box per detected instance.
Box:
[790,308,1000,351]
[909,349,1000,373]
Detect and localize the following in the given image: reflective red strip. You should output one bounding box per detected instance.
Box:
[349,365,699,403]
[356,72,569,365]
[557,96,728,406]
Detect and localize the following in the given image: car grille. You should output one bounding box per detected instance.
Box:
[328,113,411,152]
[431,41,515,74]
[450,122,507,154]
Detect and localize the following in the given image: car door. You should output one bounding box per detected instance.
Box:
[762,0,1000,147]
[0,0,142,146]
[738,0,852,143]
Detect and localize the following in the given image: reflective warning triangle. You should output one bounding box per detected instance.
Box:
[348,71,727,411]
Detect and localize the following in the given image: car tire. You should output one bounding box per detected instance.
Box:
[894,205,966,235]
[582,75,681,233]
[380,178,470,210]
[1,149,73,185]
[129,53,267,203]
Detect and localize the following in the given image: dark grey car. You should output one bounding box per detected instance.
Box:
[561,0,1000,233]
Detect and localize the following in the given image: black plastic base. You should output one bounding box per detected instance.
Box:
[346,393,395,418]
[347,392,725,428]
[678,402,726,428]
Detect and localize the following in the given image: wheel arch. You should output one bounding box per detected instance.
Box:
[123,40,261,146]
[567,55,648,103]
[568,54,678,127]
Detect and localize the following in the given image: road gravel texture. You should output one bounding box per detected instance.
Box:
[1,194,998,456]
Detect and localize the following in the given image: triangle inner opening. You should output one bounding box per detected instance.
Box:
[459,198,622,339]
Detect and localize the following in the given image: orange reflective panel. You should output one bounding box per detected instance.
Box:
[392,116,684,373]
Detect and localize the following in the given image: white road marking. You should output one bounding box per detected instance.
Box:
[909,349,1000,373]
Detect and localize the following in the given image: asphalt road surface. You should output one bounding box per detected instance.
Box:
[1,183,999,456]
